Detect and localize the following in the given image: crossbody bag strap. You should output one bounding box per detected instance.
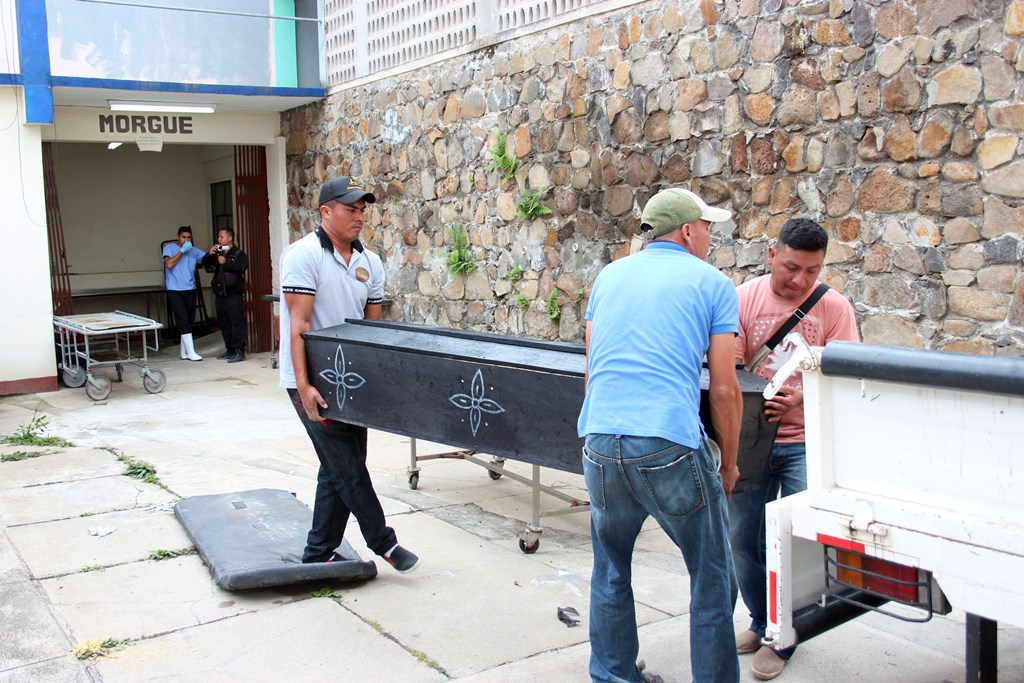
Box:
[745,282,830,372]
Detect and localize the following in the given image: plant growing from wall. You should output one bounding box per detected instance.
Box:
[574,288,586,301]
[517,189,552,221]
[445,225,476,275]
[513,294,530,311]
[547,291,561,321]
[503,265,525,282]
[485,131,517,182]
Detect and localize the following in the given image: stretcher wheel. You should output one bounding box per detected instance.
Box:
[85,376,112,401]
[62,366,87,388]
[115,363,124,382]
[143,370,167,394]
[408,473,419,490]
[519,538,540,554]
[488,468,503,480]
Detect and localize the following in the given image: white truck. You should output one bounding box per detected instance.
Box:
[762,335,1024,682]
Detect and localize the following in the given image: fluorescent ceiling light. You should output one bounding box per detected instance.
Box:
[107,142,123,150]
[108,101,216,114]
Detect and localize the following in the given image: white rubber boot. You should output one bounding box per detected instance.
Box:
[181,333,203,361]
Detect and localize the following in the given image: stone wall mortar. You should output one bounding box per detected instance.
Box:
[283,0,1024,356]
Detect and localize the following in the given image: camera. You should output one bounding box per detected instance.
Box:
[216,246,227,255]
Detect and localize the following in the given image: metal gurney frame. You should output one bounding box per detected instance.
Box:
[406,439,588,554]
[53,310,166,401]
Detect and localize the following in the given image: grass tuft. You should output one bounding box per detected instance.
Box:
[148,547,197,561]
[1,450,54,462]
[72,638,131,660]
[116,453,160,485]
[1,411,73,448]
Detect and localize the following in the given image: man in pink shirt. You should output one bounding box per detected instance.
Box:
[730,218,860,680]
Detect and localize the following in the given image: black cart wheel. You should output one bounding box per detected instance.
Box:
[519,538,540,554]
[62,365,87,388]
[115,363,124,382]
[408,473,419,490]
[488,468,503,480]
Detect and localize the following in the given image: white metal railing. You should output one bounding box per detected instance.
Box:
[325,0,643,87]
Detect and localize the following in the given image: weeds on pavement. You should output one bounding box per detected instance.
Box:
[148,547,196,561]
[1,410,73,448]
[1,450,56,462]
[72,638,132,660]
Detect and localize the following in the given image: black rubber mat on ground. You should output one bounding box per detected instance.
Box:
[174,488,377,590]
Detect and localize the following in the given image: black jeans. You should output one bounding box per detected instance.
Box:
[167,289,196,334]
[287,389,397,562]
[215,292,246,353]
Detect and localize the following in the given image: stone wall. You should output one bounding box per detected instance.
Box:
[282,0,1024,356]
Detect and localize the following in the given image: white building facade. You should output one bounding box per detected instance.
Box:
[1,0,323,394]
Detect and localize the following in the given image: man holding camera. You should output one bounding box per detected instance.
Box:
[202,228,249,363]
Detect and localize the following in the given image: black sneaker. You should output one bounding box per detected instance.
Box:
[382,545,419,573]
[227,352,246,363]
[301,551,345,564]
[216,350,232,360]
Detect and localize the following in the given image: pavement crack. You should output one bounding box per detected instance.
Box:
[21,473,122,489]
[336,601,450,678]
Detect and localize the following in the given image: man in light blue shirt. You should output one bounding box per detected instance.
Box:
[162,225,206,361]
[578,188,743,683]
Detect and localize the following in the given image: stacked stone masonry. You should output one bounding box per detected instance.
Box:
[283,0,1024,356]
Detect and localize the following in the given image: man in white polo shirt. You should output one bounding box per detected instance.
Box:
[279,176,419,573]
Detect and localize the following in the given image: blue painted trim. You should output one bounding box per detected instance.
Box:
[51,76,324,99]
[16,1,54,123]
[0,73,25,85]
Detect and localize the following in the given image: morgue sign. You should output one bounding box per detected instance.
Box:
[98,114,194,135]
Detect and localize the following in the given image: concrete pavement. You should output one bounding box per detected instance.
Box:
[1,334,1022,682]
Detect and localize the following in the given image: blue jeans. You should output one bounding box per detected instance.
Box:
[584,434,739,683]
[728,442,807,658]
[287,390,397,561]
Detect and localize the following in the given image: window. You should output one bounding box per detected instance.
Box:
[210,180,233,240]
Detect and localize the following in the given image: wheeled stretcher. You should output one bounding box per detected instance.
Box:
[53,310,166,401]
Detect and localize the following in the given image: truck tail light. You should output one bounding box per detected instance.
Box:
[833,550,920,603]
[817,534,942,623]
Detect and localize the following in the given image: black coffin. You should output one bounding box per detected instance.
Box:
[304,320,777,489]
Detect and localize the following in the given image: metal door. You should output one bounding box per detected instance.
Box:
[43,142,74,316]
[234,145,272,353]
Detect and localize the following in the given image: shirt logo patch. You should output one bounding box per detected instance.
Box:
[354,267,370,283]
